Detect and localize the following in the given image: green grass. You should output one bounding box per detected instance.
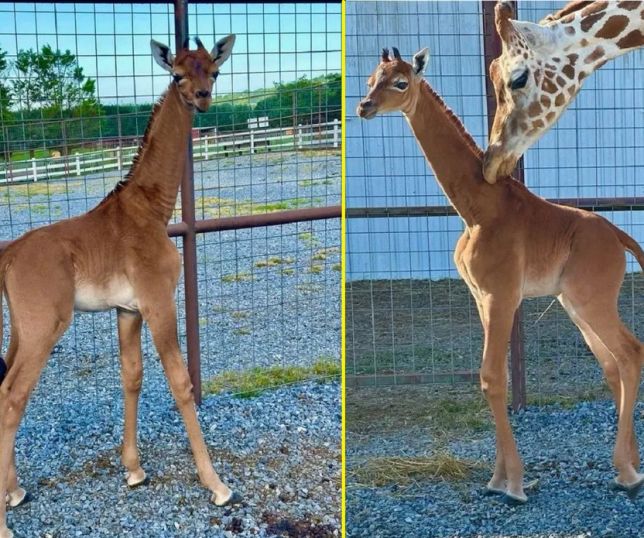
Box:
[196,196,323,218]
[254,256,294,269]
[232,327,252,336]
[2,180,83,198]
[298,178,334,187]
[230,311,249,320]
[203,357,340,398]
[309,264,323,274]
[347,386,490,435]
[281,268,295,276]
[221,272,254,283]
[332,263,341,272]
[297,231,319,246]
[311,247,339,261]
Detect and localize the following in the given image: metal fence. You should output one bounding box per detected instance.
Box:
[345,1,644,405]
[0,1,341,404]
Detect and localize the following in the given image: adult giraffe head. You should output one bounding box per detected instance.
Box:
[356,46,430,119]
[483,0,644,183]
[150,34,236,113]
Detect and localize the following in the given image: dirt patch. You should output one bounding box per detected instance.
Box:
[262,512,337,538]
[346,275,644,398]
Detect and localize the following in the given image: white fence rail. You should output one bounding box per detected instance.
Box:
[1,119,340,184]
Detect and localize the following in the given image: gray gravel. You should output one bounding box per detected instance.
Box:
[347,399,644,538]
[10,375,340,537]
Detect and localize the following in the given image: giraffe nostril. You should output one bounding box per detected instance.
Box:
[196,90,210,98]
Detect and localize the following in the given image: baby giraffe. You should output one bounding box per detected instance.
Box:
[357,46,644,504]
[0,36,238,538]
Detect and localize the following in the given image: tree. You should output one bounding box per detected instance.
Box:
[0,48,12,160]
[13,45,96,111]
[12,45,101,155]
[253,73,341,128]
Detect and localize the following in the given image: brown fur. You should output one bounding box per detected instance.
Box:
[0,40,236,538]
[357,51,644,503]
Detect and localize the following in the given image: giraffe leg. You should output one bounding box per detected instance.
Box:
[117,310,147,487]
[140,292,239,507]
[478,293,527,503]
[559,295,640,471]
[5,448,28,509]
[561,294,643,494]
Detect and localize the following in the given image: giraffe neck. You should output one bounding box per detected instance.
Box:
[403,81,492,226]
[556,2,643,67]
[101,84,194,225]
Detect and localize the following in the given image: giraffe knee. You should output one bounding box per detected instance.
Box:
[171,373,195,407]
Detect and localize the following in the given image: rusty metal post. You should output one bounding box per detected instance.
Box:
[481,0,527,411]
[174,0,202,405]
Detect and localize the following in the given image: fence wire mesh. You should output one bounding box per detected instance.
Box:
[345,0,644,401]
[0,1,341,404]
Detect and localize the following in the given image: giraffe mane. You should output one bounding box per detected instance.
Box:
[420,80,484,159]
[93,91,168,210]
[540,1,593,24]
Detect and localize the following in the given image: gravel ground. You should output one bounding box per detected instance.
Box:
[346,386,644,538]
[0,149,341,536]
[9,376,340,537]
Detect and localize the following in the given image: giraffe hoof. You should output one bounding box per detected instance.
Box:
[483,485,506,496]
[126,469,148,488]
[501,491,528,506]
[212,490,242,507]
[5,487,30,508]
[610,476,644,500]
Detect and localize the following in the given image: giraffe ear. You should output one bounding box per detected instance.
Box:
[510,20,558,52]
[412,48,429,76]
[150,40,174,73]
[211,34,236,67]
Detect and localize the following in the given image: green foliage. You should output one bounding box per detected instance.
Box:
[13,45,96,111]
[253,73,341,128]
[203,357,340,398]
[3,45,102,156]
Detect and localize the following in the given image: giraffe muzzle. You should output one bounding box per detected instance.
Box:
[356,99,378,120]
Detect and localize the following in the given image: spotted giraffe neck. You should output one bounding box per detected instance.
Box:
[550,1,643,75]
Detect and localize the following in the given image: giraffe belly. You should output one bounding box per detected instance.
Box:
[74,278,139,312]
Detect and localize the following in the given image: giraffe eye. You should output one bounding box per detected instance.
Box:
[393,80,408,90]
[509,68,529,90]
[211,71,219,81]
[173,73,184,83]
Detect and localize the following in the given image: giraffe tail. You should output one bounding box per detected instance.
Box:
[609,222,644,271]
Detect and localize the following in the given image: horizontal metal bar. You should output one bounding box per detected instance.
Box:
[347,197,644,218]
[345,370,479,388]
[0,205,340,252]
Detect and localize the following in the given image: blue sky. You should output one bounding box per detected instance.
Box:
[0,2,341,104]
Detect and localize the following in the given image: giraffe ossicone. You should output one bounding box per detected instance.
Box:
[483,0,644,184]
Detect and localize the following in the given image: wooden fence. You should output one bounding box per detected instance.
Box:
[1,119,340,184]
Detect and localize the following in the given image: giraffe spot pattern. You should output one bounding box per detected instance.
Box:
[565,26,576,35]
[562,64,575,79]
[542,77,558,93]
[596,15,630,39]
[585,46,606,64]
[617,1,641,10]
[545,111,556,122]
[528,101,542,117]
[581,11,606,32]
[616,29,644,49]
[581,1,609,17]
[540,95,551,107]
[555,93,566,106]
